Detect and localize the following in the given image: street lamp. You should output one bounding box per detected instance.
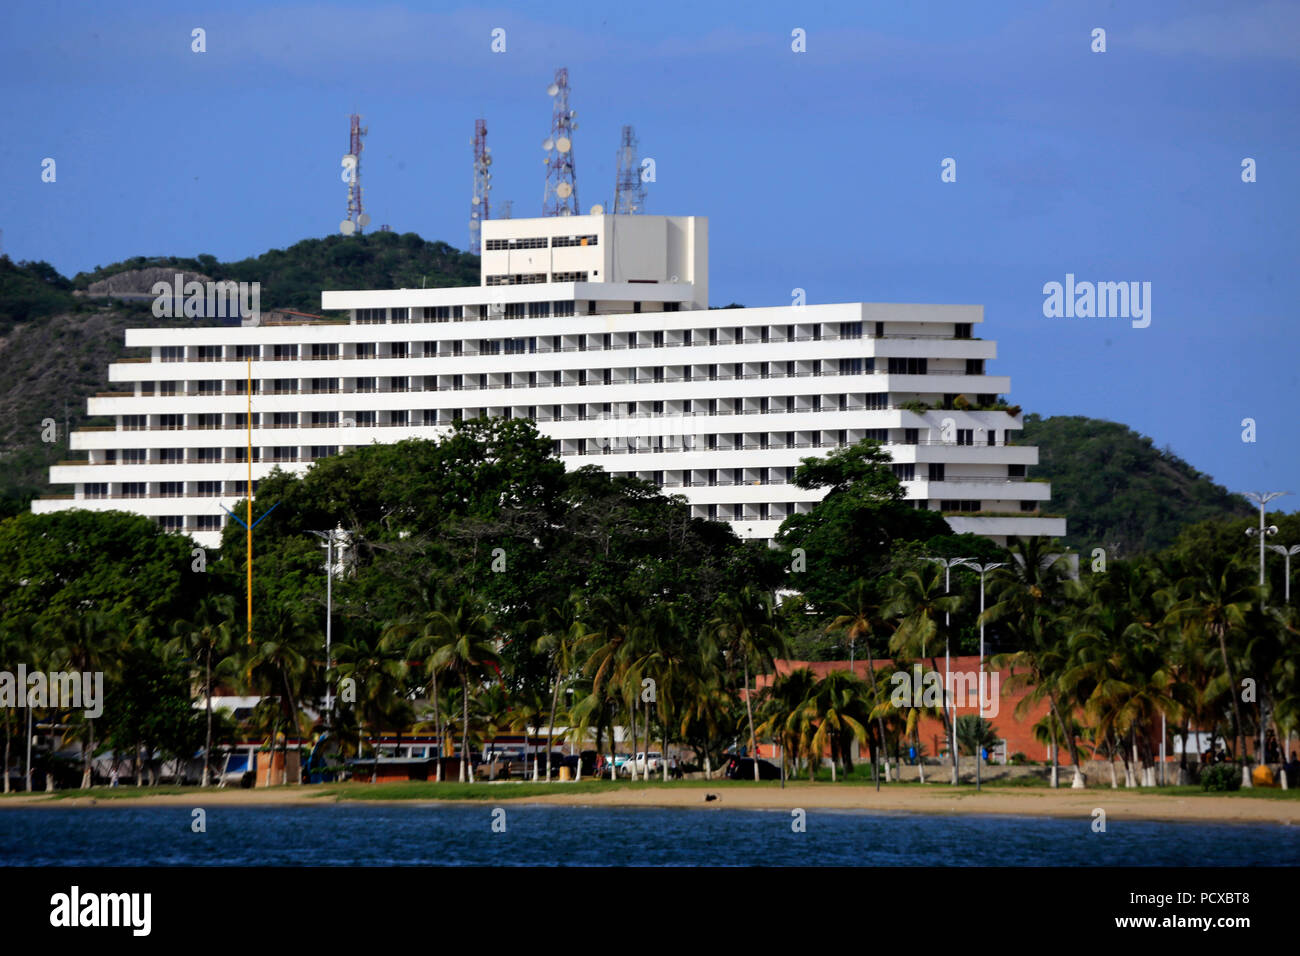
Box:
[1267,544,1300,603]
[1243,491,1289,588]
[927,556,969,786]
[961,561,1004,792]
[308,529,346,723]
[1241,491,1289,788]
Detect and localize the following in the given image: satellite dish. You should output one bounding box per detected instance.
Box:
[547,83,559,96]
[472,196,480,206]
[484,155,492,166]
[556,182,573,199]
[571,122,579,130]
[556,136,571,153]
[340,220,355,236]
[358,213,371,227]
[590,204,604,215]
[342,153,356,166]
[569,110,577,119]
[542,137,554,151]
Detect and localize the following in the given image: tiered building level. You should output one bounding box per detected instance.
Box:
[35,214,1065,549]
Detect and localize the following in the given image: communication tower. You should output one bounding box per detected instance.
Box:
[542,69,579,216]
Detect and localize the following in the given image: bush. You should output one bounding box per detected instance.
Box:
[1009,752,1028,766]
[1200,763,1242,792]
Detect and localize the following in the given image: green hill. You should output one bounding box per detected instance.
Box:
[1018,413,1251,556]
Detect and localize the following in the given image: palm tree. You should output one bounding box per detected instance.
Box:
[425,594,501,784]
[710,586,789,780]
[238,606,312,784]
[166,595,238,787]
[982,537,1082,787]
[337,619,414,782]
[884,564,962,784]
[1165,555,1260,788]
[533,597,585,781]
[46,610,120,788]
[828,579,893,785]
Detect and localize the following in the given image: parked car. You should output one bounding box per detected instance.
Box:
[724,756,781,780]
[625,751,665,776]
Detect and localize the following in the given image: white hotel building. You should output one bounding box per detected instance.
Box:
[34,214,1065,550]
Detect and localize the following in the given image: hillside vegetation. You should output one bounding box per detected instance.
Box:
[1018,413,1251,556]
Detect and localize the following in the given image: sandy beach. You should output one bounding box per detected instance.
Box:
[3,783,1298,825]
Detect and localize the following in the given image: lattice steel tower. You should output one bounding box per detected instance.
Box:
[613,125,647,215]
[542,69,578,216]
[340,114,369,235]
[469,118,492,253]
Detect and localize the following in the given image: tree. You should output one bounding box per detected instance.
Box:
[425,595,501,783]
[827,579,893,783]
[710,586,788,780]
[165,596,238,786]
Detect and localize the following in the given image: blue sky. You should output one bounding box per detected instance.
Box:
[2,0,1297,508]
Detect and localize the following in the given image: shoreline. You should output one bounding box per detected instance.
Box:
[2,783,1298,825]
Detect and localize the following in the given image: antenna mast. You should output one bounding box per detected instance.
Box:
[340,114,370,236]
[613,125,646,214]
[470,118,491,253]
[542,68,578,216]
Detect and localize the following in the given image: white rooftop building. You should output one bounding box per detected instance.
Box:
[34,213,1065,549]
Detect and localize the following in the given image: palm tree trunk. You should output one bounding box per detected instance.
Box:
[546,668,560,782]
[461,677,471,784]
[742,653,759,782]
[3,711,10,794]
[914,725,925,783]
[863,639,888,787]
[202,650,213,787]
[1215,628,1252,788]
[432,670,443,782]
[81,719,94,789]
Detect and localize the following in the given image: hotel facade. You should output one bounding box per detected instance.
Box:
[34,214,1065,550]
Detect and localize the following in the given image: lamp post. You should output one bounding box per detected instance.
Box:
[1267,544,1300,603]
[927,556,969,786]
[961,561,1004,792]
[308,529,345,724]
[1242,491,1289,788]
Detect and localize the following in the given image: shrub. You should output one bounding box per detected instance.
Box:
[1200,763,1242,792]
[1009,752,1028,766]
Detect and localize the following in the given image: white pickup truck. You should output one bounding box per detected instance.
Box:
[624,752,665,776]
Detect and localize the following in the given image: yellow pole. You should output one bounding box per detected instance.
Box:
[247,358,253,644]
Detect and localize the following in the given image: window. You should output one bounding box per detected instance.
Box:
[122,483,146,498]
[553,301,575,317]
[486,236,548,250]
[197,345,222,362]
[1020,500,1038,512]
[389,376,409,392]
[390,307,409,323]
[840,321,863,339]
[355,411,377,427]
[941,500,981,513]
[929,463,946,482]
[356,377,376,393]
[505,303,526,319]
[663,302,679,312]
[159,448,183,464]
[1009,464,1026,477]
[311,378,339,393]
[197,481,221,496]
[309,446,339,459]
[528,301,550,318]
[390,410,408,426]
[839,358,863,375]
[965,359,984,375]
[196,515,221,531]
[234,345,258,360]
[551,234,598,248]
[356,308,386,323]
[160,346,184,363]
[158,516,184,532]
[891,463,915,481]
[84,483,108,499]
[159,381,178,396]
[955,323,972,339]
[956,429,974,446]
[486,273,547,285]
[887,357,928,374]
[550,272,589,283]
